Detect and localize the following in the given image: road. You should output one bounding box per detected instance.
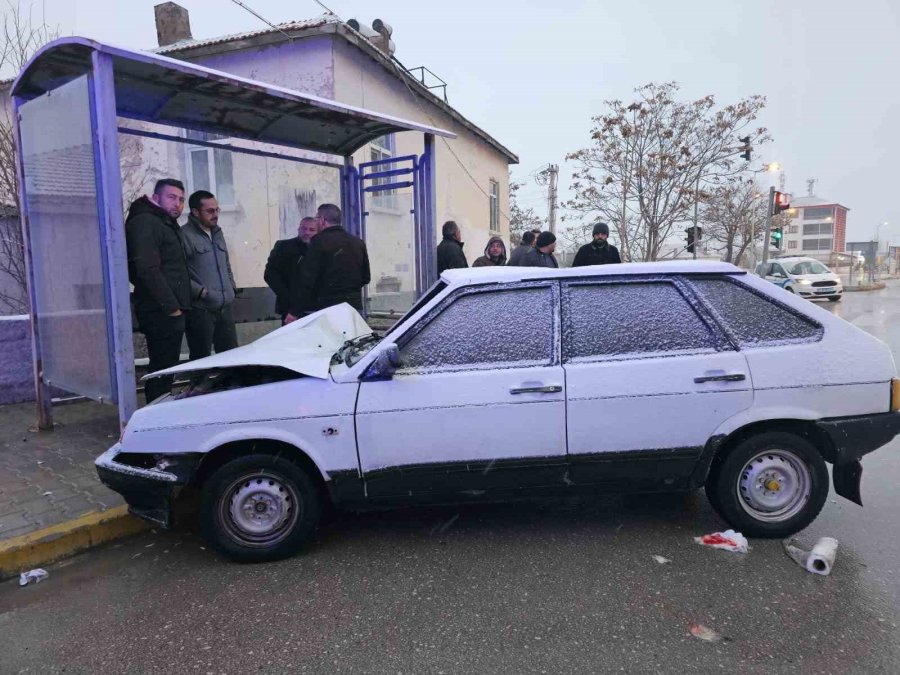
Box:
[3,283,900,673]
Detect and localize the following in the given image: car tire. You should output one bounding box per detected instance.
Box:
[199,454,322,562]
[705,432,828,538]
[828,296,841,302]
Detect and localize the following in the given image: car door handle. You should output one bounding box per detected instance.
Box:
[694,373,746,384]
[510,385,563,395]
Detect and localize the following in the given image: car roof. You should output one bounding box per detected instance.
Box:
[441,260,744,286]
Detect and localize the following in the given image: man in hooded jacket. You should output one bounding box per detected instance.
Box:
[572,222,622,267]
[472,236,508,267]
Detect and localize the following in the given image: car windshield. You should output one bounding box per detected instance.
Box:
[788,261,829,275]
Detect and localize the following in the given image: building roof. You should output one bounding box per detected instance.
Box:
[790,195,849,210]
[152,15,519,164]
[12,37,454,157]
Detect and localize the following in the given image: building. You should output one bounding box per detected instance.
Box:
[779,195,849,262]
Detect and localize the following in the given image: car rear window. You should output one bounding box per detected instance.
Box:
[690,277,823,347]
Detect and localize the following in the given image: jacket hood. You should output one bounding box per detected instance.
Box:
[126,196,171,224]
[483,236,508,263]
[146,303,372,381]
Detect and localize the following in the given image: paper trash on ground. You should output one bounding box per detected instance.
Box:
[694,530,749,554]
[784,537,838,576]
[19,568,49,586]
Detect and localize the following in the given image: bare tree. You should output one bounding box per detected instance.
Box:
[565,82,769,262]
[0,1,56,313]
[701,178,767,266]
[508,174,544,246]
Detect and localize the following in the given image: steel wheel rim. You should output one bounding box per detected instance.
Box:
[736,449,811,523]
[220,471,301,548]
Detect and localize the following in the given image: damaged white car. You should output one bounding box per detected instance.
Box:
[97,262,900,562]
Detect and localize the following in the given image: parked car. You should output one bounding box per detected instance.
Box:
[96,261,900,562]
[756,257,843,301]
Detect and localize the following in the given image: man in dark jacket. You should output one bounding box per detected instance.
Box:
[125,178,190,402]
[288,204,370,319]
[521,231,560,268]
[264,216,318,323]
[572,222,622,267]
[473,236,508,267]
[181,190,238,360]
[507,230,538,266]
[436,220,468,273]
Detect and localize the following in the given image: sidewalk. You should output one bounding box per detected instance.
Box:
[0,401,124,540]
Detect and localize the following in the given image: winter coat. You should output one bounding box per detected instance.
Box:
[472,236,508,267]
[507,243,532,266]
[520,247,559,269]
[125,196,191,315]
[180,215,237,311]
[572,240,622,267]
[436,236,468,273]
[290,225,371,314]
[264,237,308,317]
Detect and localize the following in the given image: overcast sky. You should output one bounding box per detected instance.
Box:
[38,0,900,244]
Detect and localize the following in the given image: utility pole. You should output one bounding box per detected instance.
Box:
[547,164,559,235]
[759,186,775,274]
[691,174,700,260]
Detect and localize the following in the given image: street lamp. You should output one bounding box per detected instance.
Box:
[766,162,781,172]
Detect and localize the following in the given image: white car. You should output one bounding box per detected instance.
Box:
[757,257,843,301]
[96,261,900,562]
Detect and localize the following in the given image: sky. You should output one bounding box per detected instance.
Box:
[33,0,900,245]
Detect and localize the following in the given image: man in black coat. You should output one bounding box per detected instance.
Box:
[521,231,560,268]
[125,178,190,402]
[572,222,622,267]
[288,204,371,319]
[507,229,539,266]
[436,220,468,273]
[264,216,318,323]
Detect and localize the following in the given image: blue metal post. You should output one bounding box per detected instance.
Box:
[90,51,136,428]
[12,95,53,429]
[423,133,438,288]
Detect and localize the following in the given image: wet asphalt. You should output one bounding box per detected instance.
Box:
[3,283,900,674]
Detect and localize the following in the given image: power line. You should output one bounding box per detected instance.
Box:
[228,0,294,41]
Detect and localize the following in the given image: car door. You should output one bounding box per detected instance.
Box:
[769,263,790,289]
[561,277,753,489]
[356,282,567,498]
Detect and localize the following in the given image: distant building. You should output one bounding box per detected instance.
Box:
[780,195,849,262]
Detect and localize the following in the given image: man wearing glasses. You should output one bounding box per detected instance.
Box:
[181,190,239,360]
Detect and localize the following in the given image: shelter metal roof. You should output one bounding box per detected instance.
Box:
[12,37,454,156]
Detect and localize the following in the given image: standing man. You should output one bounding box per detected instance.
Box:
[572,222,622,267]
[288,204,370,320]
[125,178,190,402]
[508,230,537,266]
[473,236,508,267]
[436,220,468,273]
[181,190,239,360]
[521,231,559,268]
[264,216,318,323]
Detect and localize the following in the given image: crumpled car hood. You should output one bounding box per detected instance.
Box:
[147,303,372,380]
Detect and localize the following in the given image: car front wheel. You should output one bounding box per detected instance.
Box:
[199,454,322,562]
[705,432,829,538]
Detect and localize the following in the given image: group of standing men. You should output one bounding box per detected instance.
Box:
[126,178,369,402]
[436,220,621,274]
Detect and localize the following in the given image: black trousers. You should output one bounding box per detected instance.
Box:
[138,310,185,403]
[185,304,239,361]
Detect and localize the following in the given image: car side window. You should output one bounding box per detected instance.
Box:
[399,286,555,372]
[562,281,718,362]
[690,277,823,347]
[774,264,788,278]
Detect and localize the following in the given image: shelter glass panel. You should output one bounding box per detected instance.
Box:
[366,191,416,315]
[19,75,112,399]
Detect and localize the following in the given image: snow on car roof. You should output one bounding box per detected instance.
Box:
[441,260,744,285]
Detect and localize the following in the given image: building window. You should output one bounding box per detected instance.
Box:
[788,225,798,234]
[370,134,397,210]
[185,131,235,207]
[489,179,500,233]
[788,240,798,250]
[803,223,834,236]
[802,238,832,251]
[802,206,834,220]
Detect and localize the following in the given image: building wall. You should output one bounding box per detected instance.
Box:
[782,204,846,261]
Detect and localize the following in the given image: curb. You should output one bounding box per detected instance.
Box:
[844,282,886,292]
[0,505,149,580]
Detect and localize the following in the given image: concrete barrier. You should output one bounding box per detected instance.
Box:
[0,315,34,405]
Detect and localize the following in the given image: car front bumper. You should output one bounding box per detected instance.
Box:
[797,285,842,298]
[816,412,900,505]
[95,445,200,529]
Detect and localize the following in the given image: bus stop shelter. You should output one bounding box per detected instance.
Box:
[11,37,454,430]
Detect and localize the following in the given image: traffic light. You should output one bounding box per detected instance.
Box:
[686,226,702,254]
[739,135,751,162]
[773,191,791,213]
[771,227,783,250]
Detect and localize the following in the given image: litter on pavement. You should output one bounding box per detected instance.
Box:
[18,569,49,586]
[651,555,672,564]
[783,536,839,576]
[689,623,725,642]
[694,530,749,554]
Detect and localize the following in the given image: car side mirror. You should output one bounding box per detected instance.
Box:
[361,343,401,381]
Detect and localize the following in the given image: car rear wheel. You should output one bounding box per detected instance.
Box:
[199,454,322,562]
[705,432,828,538]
